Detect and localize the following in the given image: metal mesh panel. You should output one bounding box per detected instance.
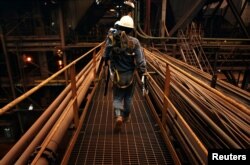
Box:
[68,79,174,165]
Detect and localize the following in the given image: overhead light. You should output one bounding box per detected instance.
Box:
[110,9,115,12]
[26,57,32,62]
[58,60,63,68]
[23,54,32,63]
[57,49,63,57]
[28,104,34,111]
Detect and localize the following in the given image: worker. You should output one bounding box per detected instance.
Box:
[103,15,147,132]
[123,0,135,16]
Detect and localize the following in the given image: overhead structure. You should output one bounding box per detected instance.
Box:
[168,0,207,36]
[0,1,250,163]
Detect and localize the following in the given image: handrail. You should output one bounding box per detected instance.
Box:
[143,48,249,163]
[144,50,207,164]
[151,48,250,105]
[0,41,105,164]
[0,41,104,115]
[145,48,249,114]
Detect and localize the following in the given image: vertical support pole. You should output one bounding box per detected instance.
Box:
[70,65,79,127]
[211,75,218,88]
[0,28,16,101]
[1,28,24,133]
[160,0,167,37]
[38,52,49,78]
[59,5,68,84]
[144,0,151,35]
[241,69,250,90]
[92,49,97,80]
[162,63,170,125]
[211,50,218,88]
[173,44,176,57]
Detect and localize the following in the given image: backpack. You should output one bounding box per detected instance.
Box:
[107,30,136,88]
[108,30,135,55]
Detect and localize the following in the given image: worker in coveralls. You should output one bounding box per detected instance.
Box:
[103,15,147,132]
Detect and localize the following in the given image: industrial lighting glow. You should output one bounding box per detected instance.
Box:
[57,49,63,57]
[26,57,32,62]
[28,104,33,111]
[58,60,63,68]
[58,60,63,66]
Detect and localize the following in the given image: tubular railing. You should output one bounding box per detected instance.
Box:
[151,47,250,106]
[143,48,249,164]
[177,26,215,75]
[178,30,203,71]
[189,24,214,75]
[144,49,207,164]
[0,42,105,165]
[0,39,249,164]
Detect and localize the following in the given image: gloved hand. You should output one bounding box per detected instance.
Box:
[141,74,148,96]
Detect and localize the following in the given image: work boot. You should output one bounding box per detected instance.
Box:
[114,116,123,133]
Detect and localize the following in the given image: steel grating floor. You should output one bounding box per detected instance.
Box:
[68,79,174,165]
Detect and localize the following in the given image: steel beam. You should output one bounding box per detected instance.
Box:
[226,0,250,38]
[169,0,206,36]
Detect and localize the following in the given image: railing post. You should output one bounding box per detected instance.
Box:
[70,64,79,127]
[162,63,170,125]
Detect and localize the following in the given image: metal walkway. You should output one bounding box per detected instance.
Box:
[68,78,174,165]
[1,43,249,164]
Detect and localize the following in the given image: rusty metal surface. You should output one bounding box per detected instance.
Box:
[68,79,174,165]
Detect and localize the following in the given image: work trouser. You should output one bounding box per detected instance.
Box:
[113,72,136,118]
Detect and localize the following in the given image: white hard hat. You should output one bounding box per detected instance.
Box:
[124,1,135,8]
[118,15,134,29]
